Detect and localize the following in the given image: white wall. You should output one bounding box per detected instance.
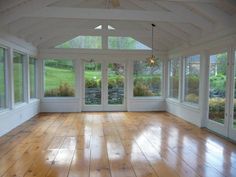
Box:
[0,100,40,136]
[40,98,80,112]
[166,99,201,126]
[0,30,39,137]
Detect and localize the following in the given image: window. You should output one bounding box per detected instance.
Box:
[0,47,6,109]
[55,36,102,49]
[184,55,200,104]
[108,37,151,50]
[29,57,36,98]
[94,25,115,30]
[13,52,25,104]
[169,59,180,99]
[133,60,162,97]
[44,59,75,97]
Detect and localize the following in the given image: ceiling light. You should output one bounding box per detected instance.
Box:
[146,24,158,66]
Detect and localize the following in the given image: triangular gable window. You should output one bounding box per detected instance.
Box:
[108,25,115,30]
[94,25,115,30]
[108,36,151,50]
[55,36,102,49]
[94,25,102,30]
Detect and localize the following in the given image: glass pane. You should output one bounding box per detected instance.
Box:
[44,59,75,97]
[108,63,125,104]
[56,36,102,49]
[14,52,24,103]
[133,60,162,97]
[234,51,236,129]
[184,55,200,104]
[108,36,151,50]
[208,52,227,124]
[0,48,6,109]
[84,63,102,105]
[169,59,180,99]
[29,57,36,98]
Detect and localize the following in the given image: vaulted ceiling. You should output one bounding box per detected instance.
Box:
[0,0,236,52]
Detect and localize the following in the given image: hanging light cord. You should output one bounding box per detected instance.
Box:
[151,23,155,57]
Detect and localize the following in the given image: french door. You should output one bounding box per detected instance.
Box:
[82,61,126,111]
[206,49,236,141]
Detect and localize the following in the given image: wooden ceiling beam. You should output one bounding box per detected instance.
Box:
[25,7,204,24]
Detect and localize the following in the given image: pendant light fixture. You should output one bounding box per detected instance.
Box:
[146,23,158,66]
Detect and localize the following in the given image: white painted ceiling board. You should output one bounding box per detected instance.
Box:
[0,0,235,52]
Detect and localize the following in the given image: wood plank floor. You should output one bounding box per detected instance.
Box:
[0,112,236,177]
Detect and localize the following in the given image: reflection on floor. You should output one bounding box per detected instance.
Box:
[0,112,236,177]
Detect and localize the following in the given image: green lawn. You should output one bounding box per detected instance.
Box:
[14,63,23,103]
[45,66,75,90]
[84,71,101,80]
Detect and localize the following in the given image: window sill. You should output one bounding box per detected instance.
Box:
[166,99,200,112]
[29,98,40,103]
[166,98,180,103]
[131,97,165,101]
[41,97,79,103]
[0,108,11,116]
[182,102,200,111]
[14,102,27,109]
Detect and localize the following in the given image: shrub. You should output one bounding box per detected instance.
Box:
[45,83,74,97]
[209,74,226,97]
[209,98,225,122]
[185,94,198,103]
[116,76,124,87]
[133,83,154,96]
[185,75,199,96]
[108,79,116,89]
[85,79,98,88]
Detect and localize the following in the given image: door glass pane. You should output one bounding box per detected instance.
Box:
[209,52,227,124]
[85,63,102,105]
[13,52,24,104]
[234,51,236,129]
[108,63,125,104]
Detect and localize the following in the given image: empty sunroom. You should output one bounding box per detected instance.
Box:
[0,0,236,177]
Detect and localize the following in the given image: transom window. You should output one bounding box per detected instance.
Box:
[108,36,151,50]
[56,36,102,49]
[55,36,150,50]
